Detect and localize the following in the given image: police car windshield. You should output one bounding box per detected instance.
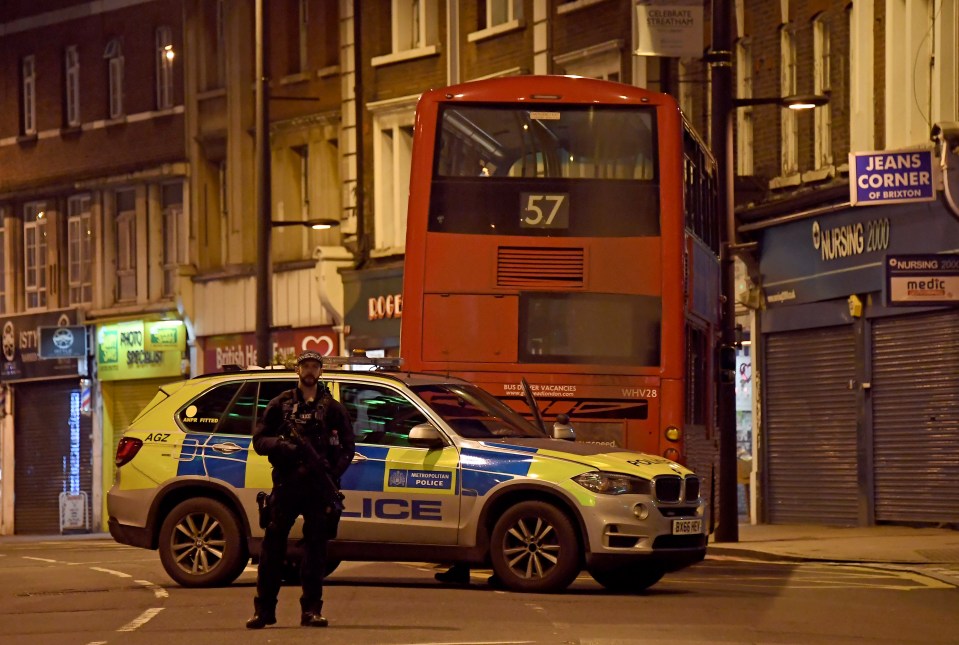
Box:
[411,384,547,439]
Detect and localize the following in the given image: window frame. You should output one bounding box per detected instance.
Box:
[779,27,798,176]
[65,46,81,127]
[813,15,832,168]
[156,26,175,110]
[115,189,137,302]
[372,105,416,253]
[161,182,184,298]
[106,40,125,119]
[22,55,37,135]
[0,225,6,315]
[23,201,48,311]
[735,39,754,176]
[68,194,93,305]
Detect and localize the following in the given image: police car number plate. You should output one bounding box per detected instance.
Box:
[672,519,702,535]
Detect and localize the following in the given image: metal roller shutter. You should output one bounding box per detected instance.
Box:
[765,326,859,525]
[14,381,93,534]
[872,311,959,523]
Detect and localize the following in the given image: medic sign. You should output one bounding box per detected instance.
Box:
[885,254,959,306]
[849,150,936,206]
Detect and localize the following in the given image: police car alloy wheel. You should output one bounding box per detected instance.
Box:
[158,498,248,587]
[489,500,580,593]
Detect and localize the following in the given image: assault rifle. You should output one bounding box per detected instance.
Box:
[286,413,346,516]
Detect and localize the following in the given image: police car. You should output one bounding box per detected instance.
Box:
[107,360,706,593]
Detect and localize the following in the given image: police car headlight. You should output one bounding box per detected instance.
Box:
[572,472,651,495]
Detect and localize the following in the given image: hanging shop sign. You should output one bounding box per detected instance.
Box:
[199,326,339,372]
[849,150,936,206]
[38,325,87,359]
[0,310,82,382]
[885,254,959,306]
[97,320,183,381]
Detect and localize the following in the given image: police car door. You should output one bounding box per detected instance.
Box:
[336,381,459,544]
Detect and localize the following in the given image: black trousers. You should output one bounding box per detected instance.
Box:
[255,483,329,614]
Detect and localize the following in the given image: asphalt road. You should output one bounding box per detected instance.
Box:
[1,538,957,645]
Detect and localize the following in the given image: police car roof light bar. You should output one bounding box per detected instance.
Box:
[323,356,404,370]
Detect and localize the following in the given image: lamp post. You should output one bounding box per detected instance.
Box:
[255,0,271,367]
[710,0,827,543]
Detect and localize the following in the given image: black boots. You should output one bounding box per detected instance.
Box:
[246,599,276,629]
[300,611,329,627]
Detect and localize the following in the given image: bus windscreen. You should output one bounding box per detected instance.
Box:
[430,105,660,237]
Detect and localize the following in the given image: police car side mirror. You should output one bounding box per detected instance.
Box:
[409,423,446,449]
[552,413,575,441]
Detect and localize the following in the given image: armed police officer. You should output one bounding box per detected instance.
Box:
[246,350,355,629]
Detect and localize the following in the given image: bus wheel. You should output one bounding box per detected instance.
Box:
[158,498,247,588]
[489,501,580,593]
[589,562,664,592]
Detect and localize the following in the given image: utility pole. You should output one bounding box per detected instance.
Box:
[709,0,739,543]
[254,0,272,367]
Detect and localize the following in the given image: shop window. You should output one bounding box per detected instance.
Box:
[68,194,93,305]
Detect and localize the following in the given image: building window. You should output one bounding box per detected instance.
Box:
[736,39,754,176]
[373,111,414,252]
[813,15,832,168]
[22,55,37,135]
[298,0,309,72]
[65,46,81,127]
[480,0,523,30]
[554,41,621,81]
[294,145,310,218]
[780,28,798,176]
[23,202,48,310]
[115,189,137,302]
[68,195,93,305]
[161,183,184,298]
[392,0,436,52]
[156,26,175,110]
[105,39,124,119]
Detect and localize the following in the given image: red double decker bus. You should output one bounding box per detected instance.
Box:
[401,76,720,466]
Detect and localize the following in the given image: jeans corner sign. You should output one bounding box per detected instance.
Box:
[850,149,936,206]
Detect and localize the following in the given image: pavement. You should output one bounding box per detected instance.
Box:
[708,522,959,565]
[4,523,959,566]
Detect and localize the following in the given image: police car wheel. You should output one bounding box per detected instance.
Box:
[589,562,664,592]
[489,500,580,593]
[158,498,247,588]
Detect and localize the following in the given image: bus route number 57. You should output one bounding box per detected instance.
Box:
[521,193,569,229]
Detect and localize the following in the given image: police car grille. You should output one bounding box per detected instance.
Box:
[654,476,682,503]
[684,476,701,502]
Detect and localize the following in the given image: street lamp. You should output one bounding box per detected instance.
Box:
[710,0,828,544]
[270,218,340,230]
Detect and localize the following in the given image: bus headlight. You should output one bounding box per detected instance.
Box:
[665,426,681,442]
[572,471,651,495]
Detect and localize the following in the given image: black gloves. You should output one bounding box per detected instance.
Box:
[275,439,300,460]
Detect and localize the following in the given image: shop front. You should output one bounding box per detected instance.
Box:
[0,310,90,535]
[198,326,340,372]
[96,319,187,529]
[342,264,403,357]
[755,197,959,526]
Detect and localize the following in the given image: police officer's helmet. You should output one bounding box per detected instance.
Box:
[295,350,323,366]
